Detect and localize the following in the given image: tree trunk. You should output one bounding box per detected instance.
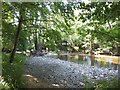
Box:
[90,37,93,55]
[108,20,112,29]
[118,57,120,79]
[9,6,23,63]
[34,36,38,50]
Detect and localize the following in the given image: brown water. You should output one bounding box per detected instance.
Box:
[51,54,120,70]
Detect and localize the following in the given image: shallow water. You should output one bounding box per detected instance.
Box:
[50,54,119,70]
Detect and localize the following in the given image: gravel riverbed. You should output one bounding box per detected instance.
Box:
[24,56,118,88]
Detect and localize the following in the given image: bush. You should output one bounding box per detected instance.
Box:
[1,53,26,89]
[0,77,10,90]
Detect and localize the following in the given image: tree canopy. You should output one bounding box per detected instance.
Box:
[2,1,120,62]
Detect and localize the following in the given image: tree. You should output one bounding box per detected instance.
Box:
[2,2,120,61]
[9,3,23,63]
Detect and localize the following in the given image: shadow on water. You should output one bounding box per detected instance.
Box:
[55,54,119,70]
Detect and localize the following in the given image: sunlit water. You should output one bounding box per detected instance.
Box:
[50,54,120,70]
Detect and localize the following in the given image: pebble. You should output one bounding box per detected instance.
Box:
[80,82,85,86]
[24,56,118,88]
[100,75,104,78]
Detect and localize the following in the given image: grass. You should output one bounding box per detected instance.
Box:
[1,53,26,90]
[85,77,120,89]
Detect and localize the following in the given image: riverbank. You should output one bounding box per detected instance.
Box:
[24,56,118,88]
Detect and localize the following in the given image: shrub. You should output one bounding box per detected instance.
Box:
[1,53,26,89]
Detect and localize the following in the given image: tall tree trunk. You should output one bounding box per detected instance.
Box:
[9,5,23,63]
[34,35,38,50]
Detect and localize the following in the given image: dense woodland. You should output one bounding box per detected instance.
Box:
[1,1,120,89]
[2,2,120,63]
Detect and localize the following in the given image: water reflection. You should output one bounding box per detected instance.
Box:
[57,54,119,70]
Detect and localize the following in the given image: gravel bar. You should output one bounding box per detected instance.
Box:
[24,56,118,88]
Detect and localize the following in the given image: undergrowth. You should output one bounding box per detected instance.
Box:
[1,53,26,90]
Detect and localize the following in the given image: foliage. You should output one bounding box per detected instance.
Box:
[85,77,119,89]
[2,2,120,54]
[2,53,26,89]
[1,1,120,89]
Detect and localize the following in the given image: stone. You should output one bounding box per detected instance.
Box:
[80,82,85,86]
[100,75,104,78]
[24,56,118,88]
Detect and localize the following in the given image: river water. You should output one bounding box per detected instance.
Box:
[50,54,119,70]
